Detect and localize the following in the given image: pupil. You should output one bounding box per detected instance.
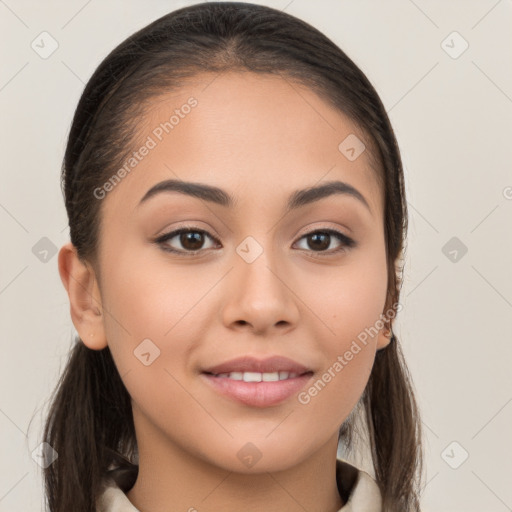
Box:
[310,233,329,251]
[182,232,203,250]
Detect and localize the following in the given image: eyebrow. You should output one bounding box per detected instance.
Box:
[138,179,372,215]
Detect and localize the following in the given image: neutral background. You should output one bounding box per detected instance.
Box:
[1,1,511,510]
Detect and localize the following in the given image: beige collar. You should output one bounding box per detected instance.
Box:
[96,458,382,511]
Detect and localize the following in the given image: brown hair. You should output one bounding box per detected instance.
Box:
[42,2,423,510]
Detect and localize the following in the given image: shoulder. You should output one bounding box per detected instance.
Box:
[336,458,383,511]
[96,469,140,512]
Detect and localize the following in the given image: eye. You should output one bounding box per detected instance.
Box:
[154,227,220,254]
[154,226,356,256]
[294,229,356,255]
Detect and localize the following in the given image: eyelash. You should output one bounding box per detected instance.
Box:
[154,226,357,256]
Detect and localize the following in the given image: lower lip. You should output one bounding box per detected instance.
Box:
[201,372,314,408]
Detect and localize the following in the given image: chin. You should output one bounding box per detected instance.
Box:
[202,439,309,474]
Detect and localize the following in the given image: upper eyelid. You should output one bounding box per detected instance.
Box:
[156,224,352,240]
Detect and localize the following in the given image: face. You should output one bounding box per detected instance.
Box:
[79,71,391,473]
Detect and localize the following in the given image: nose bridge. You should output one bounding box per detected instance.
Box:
[222,233,299,331]
[236,234,286,302]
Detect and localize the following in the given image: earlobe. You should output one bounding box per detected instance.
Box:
[58,242,108,350]
[376,325,393,351]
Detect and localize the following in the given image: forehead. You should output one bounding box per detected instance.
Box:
[101,71,383,218]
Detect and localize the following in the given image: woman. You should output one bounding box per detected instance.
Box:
[44,2,424,511]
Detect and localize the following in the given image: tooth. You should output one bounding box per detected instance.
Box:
[214,371,297,381]
[243,372,262,382]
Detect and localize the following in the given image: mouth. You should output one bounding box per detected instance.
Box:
[200,355,315,407]
[200,371,314,408]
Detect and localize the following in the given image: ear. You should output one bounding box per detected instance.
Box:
[58,242,107,350]
[376,324,392,351]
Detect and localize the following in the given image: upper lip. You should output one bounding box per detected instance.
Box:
[202,355,313,375]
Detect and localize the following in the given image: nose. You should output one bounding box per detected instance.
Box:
[220,244,300,335]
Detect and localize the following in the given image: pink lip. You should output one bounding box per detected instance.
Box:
[201,372,314,408]
[202,355,312,375]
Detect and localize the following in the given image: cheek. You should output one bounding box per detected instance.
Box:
[98,244,194,370]
[294,348,374,439]
[290,254,387,425]
[102,236,196,333]
[311,252,388,347]
[99,257,202,424]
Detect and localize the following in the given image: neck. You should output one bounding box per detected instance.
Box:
[126,415,344,512]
